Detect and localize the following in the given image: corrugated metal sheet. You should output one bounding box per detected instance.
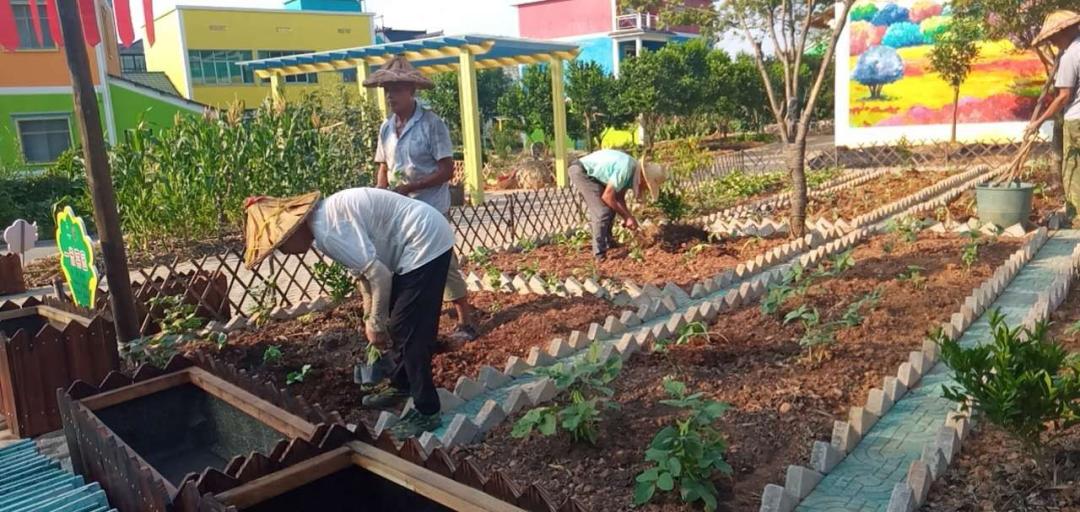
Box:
[0,440,116,512]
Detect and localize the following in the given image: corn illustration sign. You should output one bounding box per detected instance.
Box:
[55,207,98,307]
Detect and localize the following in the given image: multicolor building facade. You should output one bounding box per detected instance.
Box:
[514,0,707,75]
[0,0,203,168]
[144,4,375,107]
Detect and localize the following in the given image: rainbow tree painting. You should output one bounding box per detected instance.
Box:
[847,0,1044,128]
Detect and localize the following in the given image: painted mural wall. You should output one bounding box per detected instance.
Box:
[835,0,1044,145]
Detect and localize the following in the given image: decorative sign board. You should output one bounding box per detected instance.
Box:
[55,207,98,307]
[3,219,37,265]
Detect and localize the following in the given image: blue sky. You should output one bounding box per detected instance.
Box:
[129,0,520,39]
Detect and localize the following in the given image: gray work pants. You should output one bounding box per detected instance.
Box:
[569,162,614,258]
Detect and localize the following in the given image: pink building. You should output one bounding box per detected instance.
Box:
[515,0,706,75]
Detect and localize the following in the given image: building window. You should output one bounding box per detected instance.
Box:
[257,50,318,84]
[16,116,72,164]
[188,50,254,85]
[340,68,357,83]
[13,1,56,49]
[121,54,146,73]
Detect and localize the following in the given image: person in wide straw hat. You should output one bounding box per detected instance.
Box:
[1026,10,1080,222]
[568,149,668,260]
[364,55,480,343]
[244,188,456,438]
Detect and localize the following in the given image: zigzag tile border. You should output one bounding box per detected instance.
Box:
[757,228,1051,511]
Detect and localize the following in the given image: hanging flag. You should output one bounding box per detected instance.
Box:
[44,0,62,47]
[113,0,133,47]
[0,0,16,51]
[142,0,154,46]
[28,0,44,47]
[77,0,99,47]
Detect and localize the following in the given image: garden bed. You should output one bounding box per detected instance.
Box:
[187,291,621,426]
[807,169,950,221]
[458,232,1019,511]
[943,162,1064,227]
[923,280,1080,511]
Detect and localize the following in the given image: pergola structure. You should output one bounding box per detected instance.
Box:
[238,35,580,204]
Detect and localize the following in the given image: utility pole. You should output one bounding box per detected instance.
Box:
[56,0,141,342]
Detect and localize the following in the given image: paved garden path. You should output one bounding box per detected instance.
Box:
[797,229,1080,512]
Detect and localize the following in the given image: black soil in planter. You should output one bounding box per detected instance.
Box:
[243,466,451,512]
[94,383,284,484]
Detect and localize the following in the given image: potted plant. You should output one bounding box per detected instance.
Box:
[353,343,388,386]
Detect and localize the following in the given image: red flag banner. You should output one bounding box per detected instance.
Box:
[142,0,154,46]
[112,0,133,47]
[76,0,99,47]
[0,0,17,51]
[45,0,62,47]
[28,0,44,47]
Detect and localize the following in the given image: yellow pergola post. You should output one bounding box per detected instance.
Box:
[457,50,485,204]
[355,63,388,118]
[549,58,568,188]
[269,74,284,106]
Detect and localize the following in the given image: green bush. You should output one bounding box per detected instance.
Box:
[0,168,87,239]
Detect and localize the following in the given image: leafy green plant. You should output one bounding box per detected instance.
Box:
[654,190,692,223]
[897,265,928,289]
[263,345,283,365]
[247,283,279,326]
[286,364,313,385]
[211,332,229,350]
[760,283,794,316]
[1064,320,1080,337]
[148,295,204,336]
[937,310,1080,481]
[961,232,982,270]
[485,266,503,289]
[682,243,711,264]
[654,321,709,353]
[629,244,645,263]
[312,261,356,303]
[517,238,538,254]
[123,295,206,367]
[512,343,622,445]
[783,304,819,326]
[554,228,592,252]
[827,250,855,274]
[800,323,836,363]
[840,288,882,328]
[885,216,922,243]
[469,246,494,268]
[518,260,541,280]
[633,378,732,511]
[365,344,382,366]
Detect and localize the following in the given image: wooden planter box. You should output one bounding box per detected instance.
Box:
[0,253,25,295]
[57,355,558,512]
[0,298,117,437]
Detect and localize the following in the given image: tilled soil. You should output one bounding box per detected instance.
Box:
[924,282,1080,511]
[470,232,791,290]
[458,233,1019,512]
[186,291,620,426]
[944,163,1064,227]
[809,169,951,221]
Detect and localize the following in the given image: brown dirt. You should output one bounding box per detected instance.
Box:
[943,163,1064,227]
[184,291,620,427]
[809,169,951,221]
[457,232,1020,512]
[469,229,791,290]
[924,282,1080,511]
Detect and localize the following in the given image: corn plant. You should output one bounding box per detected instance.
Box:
[312,261,356,303]
[937,311,1080,482]
[633,378,732,511]
[286,364,313,385]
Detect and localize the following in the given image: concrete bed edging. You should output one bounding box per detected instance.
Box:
[757,227,1055,512]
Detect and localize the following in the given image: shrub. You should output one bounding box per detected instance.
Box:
[872,3,910,26]
[937,311,1080,479]
[654,190,692,223]
[0,168,87,239]
[633,378,732,511]
[882,22,926,48]
[853,46,905,100]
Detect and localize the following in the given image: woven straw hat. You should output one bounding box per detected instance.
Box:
[362,55,434,90]
[243,192,321,270]
[1033,10,1080,46]
[634,155,668,200]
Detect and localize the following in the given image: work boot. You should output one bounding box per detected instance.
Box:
[389,409,441,438]
[448,324,478,343]
[361,386,409,410]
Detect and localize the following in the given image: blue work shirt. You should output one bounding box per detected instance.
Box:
[579,149,637,192]
[375,101,455,213]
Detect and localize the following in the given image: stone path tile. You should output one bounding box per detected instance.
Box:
[798,230,1080,512]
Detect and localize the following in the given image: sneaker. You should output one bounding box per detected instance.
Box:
[448,324,479,342]
[389,409,441,438]
[361,386,409,410]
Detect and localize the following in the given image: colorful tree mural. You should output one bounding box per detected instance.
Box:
[853,45,905,99]
[872,3,909,26]
[882,21,925,47]
[851,21,888,54]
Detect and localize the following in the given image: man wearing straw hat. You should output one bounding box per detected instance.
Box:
[1027,10,1080,221]
[569,149,668,260]
[364,55,478,343]
[243,190,452,437]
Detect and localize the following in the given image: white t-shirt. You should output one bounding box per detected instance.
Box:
[308,188,454,275]
[1056,35,1080,120]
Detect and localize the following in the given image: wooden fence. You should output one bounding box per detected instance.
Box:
[0,298,118,437]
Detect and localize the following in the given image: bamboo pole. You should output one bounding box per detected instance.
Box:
[56,0,140,342]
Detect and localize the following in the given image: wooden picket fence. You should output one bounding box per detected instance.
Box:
[0,298,118,437]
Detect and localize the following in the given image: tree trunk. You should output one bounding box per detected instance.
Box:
[1053,112,1064,172]
[951,86,960,144]
[787,135,809,238]
[584,116,593,151]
